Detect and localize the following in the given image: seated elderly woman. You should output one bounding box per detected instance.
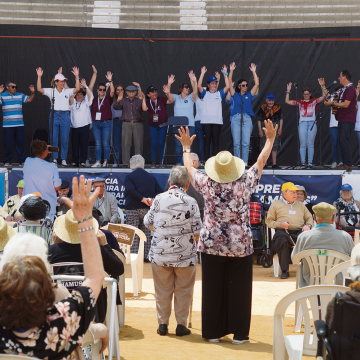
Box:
[295,184,314,215]
[0,175,105,359]
[333,183,360,228]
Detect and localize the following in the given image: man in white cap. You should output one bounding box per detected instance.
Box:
[0,179,25,222]
[292,202,354,285]
[36,66,80,167]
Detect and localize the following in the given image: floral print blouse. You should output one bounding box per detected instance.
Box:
[193,166,259,257]
[0,286,96,360]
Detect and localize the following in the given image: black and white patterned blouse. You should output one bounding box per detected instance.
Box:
[144,186,202,267]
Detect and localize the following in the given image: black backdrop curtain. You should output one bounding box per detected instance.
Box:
[1,24,360,165]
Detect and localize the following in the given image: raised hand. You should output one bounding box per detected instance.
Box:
[105,71,113,82]
[117,92,124,101]
[138,92,144,100]
[80,79,87,88]
[249,63,257,72]
[58,67,62,74]
[132,82,140,88]
[286,82,292,92]
[163,84,170,94]
[262,119,278,141]
[230,62,236,71]
[168,74,175,84]
[318,78,325,87]
[215,72,220,81]
[36,67,44,77]
[188,70,196,82]
[29,85,35,93]
[0,85,5,94]
[175,126,196,148]
[92,65,97,74]
[222,64,228,73]
[72,67,79,78]
[201,66,207,74]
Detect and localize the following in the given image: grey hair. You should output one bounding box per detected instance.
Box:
[169,166,189,188]
[191,153,199,161]
[348,254,360,281]
[315,215,334,221]
[340,189,353,197]
[0,233,51,273]
[130,155,145,170]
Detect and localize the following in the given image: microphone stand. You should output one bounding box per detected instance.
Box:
[107,113,119,166]
[48,85,56,163]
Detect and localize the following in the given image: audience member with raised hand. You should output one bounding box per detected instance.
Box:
[91,71,115,168]
[197,65,230,161]
[228,62,259,166]
[36,66,80,167]
[70,78,93,167]
[113,83,144,167]
[142,75,175,168]
[0,79,35,167]
[176,120,277,344]
[0,175,105,359]
[23,140,62,220]
[164,71,198,165]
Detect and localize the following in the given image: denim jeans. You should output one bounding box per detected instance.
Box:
[330,127,342,163]
[113,117,122,164]
[49,110,70,160]
[149,125,167,163]
[92,120,111,161]
[173,126,195,164]
[231,113,253,164]
[298,121,317,165]
[195,121,204,162]
[357,132,360,160]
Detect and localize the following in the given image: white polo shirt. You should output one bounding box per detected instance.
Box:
[43,88,74,111]
[70,94,94,128]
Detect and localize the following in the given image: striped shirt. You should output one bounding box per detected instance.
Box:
[0,91,29,127]
[13,218,53,245]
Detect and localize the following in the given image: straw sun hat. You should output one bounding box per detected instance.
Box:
[0,217,16,250]
[54,209,99,244]
[204,151,245,183]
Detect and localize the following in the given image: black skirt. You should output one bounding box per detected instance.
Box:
[201,252,253,339]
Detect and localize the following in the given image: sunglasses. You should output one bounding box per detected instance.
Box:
[241,84,248,87]
[8,85,17,89]
[183,85,190,89]
[98,88,106,91]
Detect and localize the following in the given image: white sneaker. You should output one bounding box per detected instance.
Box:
[53,159,57,165]
[85,160,90,167]
[102,161,107,168]
[232,339,249,345]
[112,163,118,168]
[91,161,101,168]
[339,162,343,166]
[331,162,337,168]
[61,160,68,167]
[207,339,220,343]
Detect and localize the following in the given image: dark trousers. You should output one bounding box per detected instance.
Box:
[202,124,222,161]
[201,252,252,340]
[271,229,301,272]
[338,121,355,166]
[71,125,90,164]
[3,126,26,163]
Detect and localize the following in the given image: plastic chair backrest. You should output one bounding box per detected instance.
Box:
[292,249,350,286]
[167,116,189,126]
[325,260,351,285]
[273,285,348,359]
[117,207,125,224]
[117,225,147,264]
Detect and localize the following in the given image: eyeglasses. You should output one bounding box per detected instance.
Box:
[9,85,17,89]
[98,88,106,91]
[183,85,190,89]
[241,84,248,87]
[93,184,105,188]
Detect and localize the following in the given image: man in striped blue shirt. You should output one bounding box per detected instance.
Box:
[0,80,35,166]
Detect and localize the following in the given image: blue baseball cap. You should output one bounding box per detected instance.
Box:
[206,76,217,83]
[340,183,353,191]
[266,93,276,100]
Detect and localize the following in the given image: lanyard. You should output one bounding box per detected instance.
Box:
[96,196,105,208]
[315,223,330,228]
[98,96,106,111]
[150,99,157,113]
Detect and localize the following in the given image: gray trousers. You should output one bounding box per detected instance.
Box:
[122,122,144,165]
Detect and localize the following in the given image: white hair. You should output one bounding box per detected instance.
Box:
[340,189,353,197]
[0,233,51,273]
[130,155,145,170]
[169,166,189,188]
[191,153,199,161]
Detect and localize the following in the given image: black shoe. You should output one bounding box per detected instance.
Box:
[157,324,168,336]
[272,164,280,169]
[280,271,289,279]
[176,324,191,336]
[144,258,151,263]
[263,165,268,169]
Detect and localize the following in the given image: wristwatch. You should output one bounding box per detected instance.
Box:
[183,149,191,153]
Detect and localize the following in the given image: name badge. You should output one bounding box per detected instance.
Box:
[289,210,296,215]
[153,114,159,122]
[96,112,102,121]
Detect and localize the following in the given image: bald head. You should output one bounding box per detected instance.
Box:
[191,153,199,169]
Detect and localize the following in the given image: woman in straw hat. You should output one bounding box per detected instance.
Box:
[0,175,106,359]
[175,120,277,344]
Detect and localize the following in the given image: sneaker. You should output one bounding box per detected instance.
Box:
[85,160,90,167]
[80,163,86,167]
[331,162,337,168]
[112,163,118,168]
[207,339,220,343]
[307,164,313,169]
[272,164,280,169]
[151,162,156,169]
[159,163,164,169]
[232,335,249,344]
[61,160,68,167]
[91,161,101,168]
[280,271,289,279]
[339,162,343,166]
[102,161,107,168]
[4,163,11,167]
[53,159,57,165]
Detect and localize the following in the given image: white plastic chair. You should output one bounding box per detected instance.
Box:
[117,207,125,224]
[325,260,351,285]
[117,225,147,296]
[292,249,350,332]
[82,327,103,360]
[113,249,126,326]
[273,284,348,360]
[268,228,281,277]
